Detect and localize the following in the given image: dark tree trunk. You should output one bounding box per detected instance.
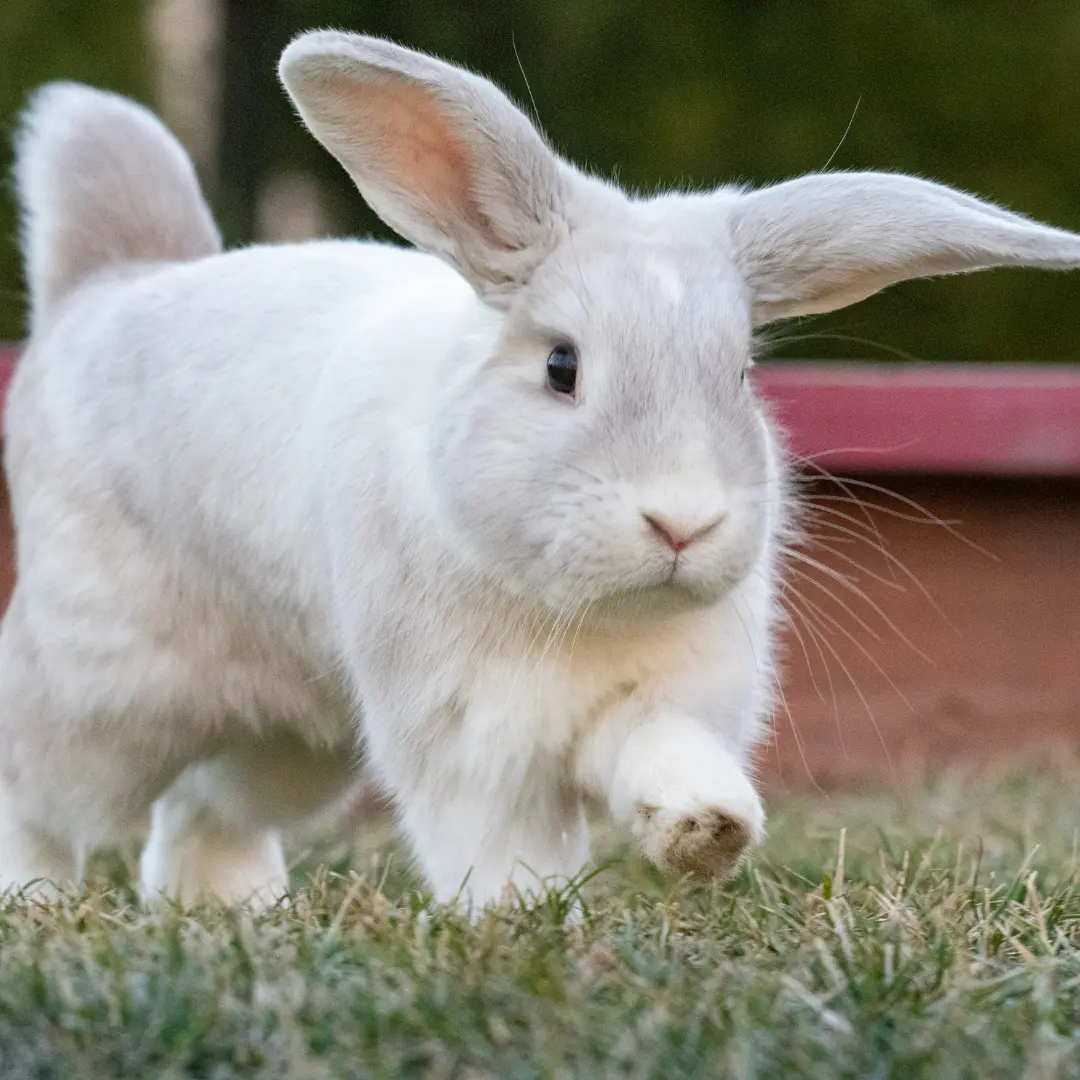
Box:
[216,0,277,241]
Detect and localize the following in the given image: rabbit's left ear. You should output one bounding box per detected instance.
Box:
[728,171,1080,325]
[280,31,577,303]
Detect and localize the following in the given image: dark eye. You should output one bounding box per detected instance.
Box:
[546,344,578,397]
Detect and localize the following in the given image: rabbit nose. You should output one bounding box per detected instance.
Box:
[642,510,726,553]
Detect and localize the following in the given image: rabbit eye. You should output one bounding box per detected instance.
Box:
[546,345,578,396]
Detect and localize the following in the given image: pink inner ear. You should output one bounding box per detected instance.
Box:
[318,71,504,245]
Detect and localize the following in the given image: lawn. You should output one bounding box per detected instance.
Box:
[1,760,1078,1079]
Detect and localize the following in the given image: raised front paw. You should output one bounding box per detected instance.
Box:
[591,713,767,882]
[636,803,759,879]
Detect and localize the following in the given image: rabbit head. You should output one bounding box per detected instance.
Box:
[280,32,1080,617]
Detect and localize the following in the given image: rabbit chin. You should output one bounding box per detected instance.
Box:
[532,555,759,623]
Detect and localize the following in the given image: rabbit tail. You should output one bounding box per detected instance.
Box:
[14,82,221,333]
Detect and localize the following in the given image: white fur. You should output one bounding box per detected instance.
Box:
[3,32,1080,907]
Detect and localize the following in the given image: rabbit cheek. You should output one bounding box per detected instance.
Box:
[427,410,551,575]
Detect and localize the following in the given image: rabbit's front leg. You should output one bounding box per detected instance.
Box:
[576,707,764,880]
[369,709,591,907]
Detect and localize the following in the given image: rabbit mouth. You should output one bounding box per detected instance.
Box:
[660,550,757,606]
[582,584,722,624]
[579,565,742,621]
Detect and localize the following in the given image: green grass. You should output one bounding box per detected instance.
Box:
[2,762,1079,1079]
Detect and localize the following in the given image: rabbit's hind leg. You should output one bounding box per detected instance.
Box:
[139,735,358,908]
[0,593,193,899]
[0,513,356,906]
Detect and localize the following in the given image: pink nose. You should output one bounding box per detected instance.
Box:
[643,511,725,553]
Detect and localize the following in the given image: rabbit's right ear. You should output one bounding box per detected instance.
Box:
[728,172,1080,325]
[280,31,574,304]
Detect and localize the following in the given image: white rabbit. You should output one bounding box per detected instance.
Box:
[3,30,1080,908]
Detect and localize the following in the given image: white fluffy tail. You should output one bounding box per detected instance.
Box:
[14,83,222,332]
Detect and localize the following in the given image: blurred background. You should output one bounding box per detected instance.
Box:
[4,0,1080,359]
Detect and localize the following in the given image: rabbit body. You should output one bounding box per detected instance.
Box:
[4,31,1080,906]
[0,227,774,905]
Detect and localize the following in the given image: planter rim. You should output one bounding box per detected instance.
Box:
[754,360,1080,475]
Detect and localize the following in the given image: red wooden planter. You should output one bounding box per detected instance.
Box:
[0,346,14,421]
[755,362,1080,475]
[1,343,1078,784]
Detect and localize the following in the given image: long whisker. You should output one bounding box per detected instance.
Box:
[800,509,961,635]
[781,584,899,781]
[783,550,935,666]
[764,330,927,365]
[793,443,919,464]
[782,577,917,714]
[798,532,907,593]
[737,587,827,792]
[810,492,966,529]
[783,562,884,648]
[779,595,845,761]
[565,598,595,666]
[813,474,999,559]
[790,457,892,563]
